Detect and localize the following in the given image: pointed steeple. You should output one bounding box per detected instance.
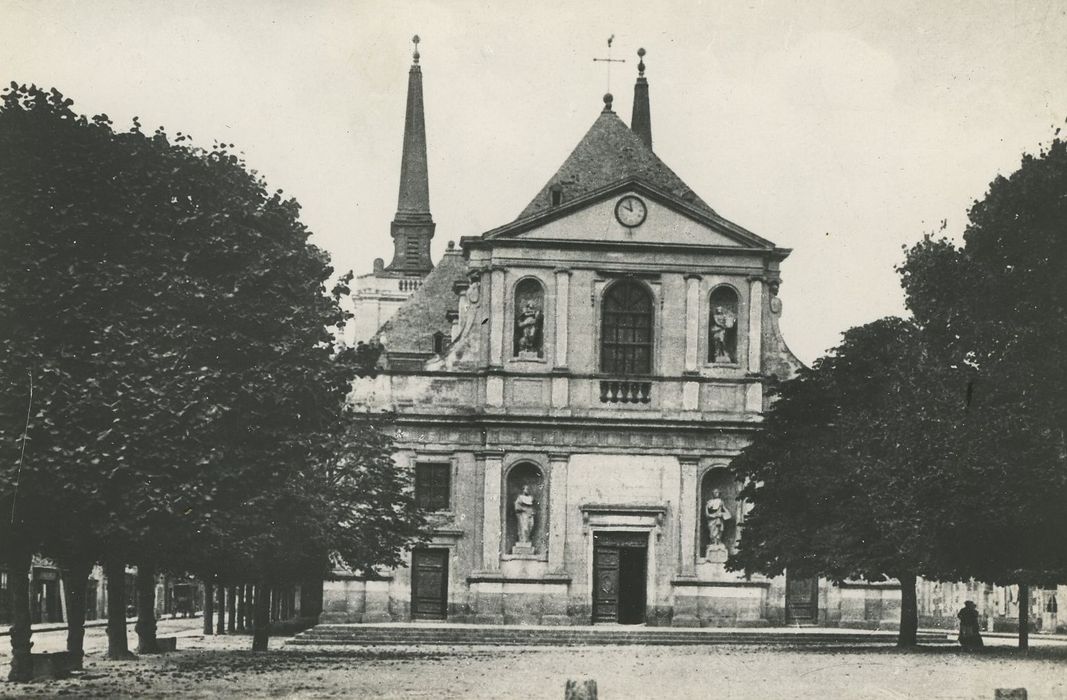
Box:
[630,48,652,150]
[387,35,435,275]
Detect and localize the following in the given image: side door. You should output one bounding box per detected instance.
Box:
[411,549,448,620]
[785,573,819,624]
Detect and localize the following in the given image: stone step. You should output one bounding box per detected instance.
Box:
[290,625,951,647]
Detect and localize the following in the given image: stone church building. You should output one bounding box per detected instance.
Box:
[322,42,913,629]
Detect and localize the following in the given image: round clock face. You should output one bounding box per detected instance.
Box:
[614,195,647,228]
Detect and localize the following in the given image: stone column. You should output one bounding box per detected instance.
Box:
[684,274,701,372]
[553,268,571,369]
[679,458,700,577]
[481,451,504,571]
[489,267,506,367]
[547,454,570,572]
[748,277,764,373]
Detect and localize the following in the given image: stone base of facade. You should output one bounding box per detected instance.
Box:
[322,575,905,628]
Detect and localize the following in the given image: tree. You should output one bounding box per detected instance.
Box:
[899,138,1067,647]
[730,318,967,646]
[0,83,427,669]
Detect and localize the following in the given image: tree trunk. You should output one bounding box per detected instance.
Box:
[135,561,159,653]
[6,546,34,682]
[1018,583,1030,650]
[227,586,236,632]
[202,578,214,635]
[61,557,93,668]
[104,557,135,659]
[236,585,246,632]
[216,582,226,635]
[244,584,254,629]
[897,572,918,647]
[252,580,271,651]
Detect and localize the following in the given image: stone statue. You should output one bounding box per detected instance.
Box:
[516,300,543,354]
[711,305,737,362]
[514,485,536,546]
[704,489,732,547]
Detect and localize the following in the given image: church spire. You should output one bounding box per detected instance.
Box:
[630,48,652,150]
[387,34,435,274]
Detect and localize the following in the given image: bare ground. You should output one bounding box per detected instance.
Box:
[2,620,1065,699]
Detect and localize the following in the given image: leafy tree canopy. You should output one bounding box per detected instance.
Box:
[0,83,424,591]
[899,138,1067,584]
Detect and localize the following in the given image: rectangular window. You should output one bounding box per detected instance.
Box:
[415,462,451,511]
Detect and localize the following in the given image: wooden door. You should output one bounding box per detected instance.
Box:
[785,573,819,624]
[411,549,448,620]
[592,546,621,622]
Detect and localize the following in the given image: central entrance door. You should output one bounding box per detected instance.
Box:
[592,532,648,624]
[411,548,448,620]
[785,572,819,625]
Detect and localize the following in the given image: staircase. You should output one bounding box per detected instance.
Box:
[290,623,952,647]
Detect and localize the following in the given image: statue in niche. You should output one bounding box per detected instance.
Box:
[514,297,544,357]
[711,305,737,363]
[514,485,536,546]
[704,489,733,548]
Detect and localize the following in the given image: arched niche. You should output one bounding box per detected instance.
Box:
[699,467,740,556]
[505,461,547,557]
[708,285,740,364]
[513,278,546,359]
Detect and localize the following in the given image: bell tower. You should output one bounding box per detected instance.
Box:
[387,34,435,274]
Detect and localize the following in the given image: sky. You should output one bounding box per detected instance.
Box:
[4,0,1067,364]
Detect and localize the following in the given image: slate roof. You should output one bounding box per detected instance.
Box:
[376,246,468,355]
[515,108,717,221]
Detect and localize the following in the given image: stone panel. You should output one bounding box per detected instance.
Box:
[510,377,545,406]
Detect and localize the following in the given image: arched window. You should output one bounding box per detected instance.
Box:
[601,281,653,375]
[708,286,740,364]
[513,279,545,358]
[700,468,739,557]
[505,462,547,557]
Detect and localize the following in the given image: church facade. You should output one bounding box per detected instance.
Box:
[323,43,907,628]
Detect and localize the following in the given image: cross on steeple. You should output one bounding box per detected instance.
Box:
[592,35,626,95]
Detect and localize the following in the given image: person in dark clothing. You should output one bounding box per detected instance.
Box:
[957,600,984,650]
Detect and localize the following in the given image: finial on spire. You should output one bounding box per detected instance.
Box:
[412,34,420,64]
[603,93,614,112]
[631,46,652,149]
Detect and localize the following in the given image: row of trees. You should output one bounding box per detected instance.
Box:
[731,137,1067,647]
[0,84,425,681]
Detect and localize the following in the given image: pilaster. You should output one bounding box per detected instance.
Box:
[748,277,764,372]
[684,274,701,372]
[489,267,505,367]
[547,453,570,572]
[480,450,504,571]
[553,268,571,369]
[679,458,700,577]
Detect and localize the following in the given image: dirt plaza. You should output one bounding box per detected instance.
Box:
[2,620,1066,699]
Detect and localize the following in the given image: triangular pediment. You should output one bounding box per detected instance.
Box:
[482,180,776,250]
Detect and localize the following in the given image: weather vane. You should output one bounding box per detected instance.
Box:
[593,35,626,93]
